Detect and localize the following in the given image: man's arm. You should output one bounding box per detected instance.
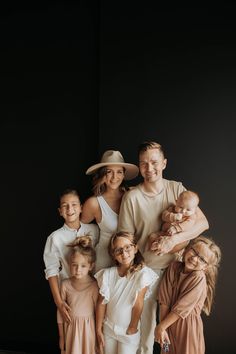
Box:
[155,207,209,255]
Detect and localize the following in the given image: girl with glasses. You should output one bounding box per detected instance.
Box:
[154,235,221,354]
[95,232,158,354]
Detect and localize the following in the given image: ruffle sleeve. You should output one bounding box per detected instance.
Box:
[132,266,159,305]
[94,268,111,304]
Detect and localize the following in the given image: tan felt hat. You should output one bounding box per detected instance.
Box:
[86,150,139,180]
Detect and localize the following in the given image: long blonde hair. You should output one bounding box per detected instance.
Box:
[109,231,145,275]
[185,235,221,315]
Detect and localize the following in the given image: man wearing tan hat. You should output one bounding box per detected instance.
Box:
[118,141,209,354]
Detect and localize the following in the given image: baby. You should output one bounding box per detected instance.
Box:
[148,190,199,254]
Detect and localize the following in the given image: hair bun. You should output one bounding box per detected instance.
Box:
[68,235,92,248]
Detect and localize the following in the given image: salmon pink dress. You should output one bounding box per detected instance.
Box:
[57,278,98,354]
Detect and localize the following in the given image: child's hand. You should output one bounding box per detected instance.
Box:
[126,326,138,335]
[154,324,170,348]
[58,301,71,323]
[97,330,105,354]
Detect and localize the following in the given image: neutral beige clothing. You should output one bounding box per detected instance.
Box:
[162,205,197,233]
[57,278,98,354]
[118,179,186,354]
[44,223,99,281]
[95,196,118,271]
[118,179,185,270]
[158,261,207,354]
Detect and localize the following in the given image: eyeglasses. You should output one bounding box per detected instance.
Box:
[190,247,208,265]
[113,244,134,256]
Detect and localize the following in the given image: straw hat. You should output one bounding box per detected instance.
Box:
[86,150,139,180]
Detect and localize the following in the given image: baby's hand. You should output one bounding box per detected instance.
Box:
[147,232,159,251]
[174,213,182,221]
[150,240,160,251]
[167,226,176,236]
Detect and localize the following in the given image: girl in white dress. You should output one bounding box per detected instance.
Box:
[95,232,158,354]
[81,150,139,271]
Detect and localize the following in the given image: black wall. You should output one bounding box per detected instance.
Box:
[1,2,235,353]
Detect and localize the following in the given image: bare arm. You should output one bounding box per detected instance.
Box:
[80,197,100,223]
[155,207,209,255]
[155,311,180,347]
[127,287,147,334]
[96,294,107,354]
[48,276,71,323]
[162,206,181,223]
[57,323,65,351]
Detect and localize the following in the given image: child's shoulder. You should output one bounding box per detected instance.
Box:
[46,225,66,241]
[133,265,159,284]
[80,221,99,233]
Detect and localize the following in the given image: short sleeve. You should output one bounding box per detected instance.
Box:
[158,262,179,305]
[132,266,159,305]
[118,190,136,233]
[94,268,111,304]
[171,271,207,319]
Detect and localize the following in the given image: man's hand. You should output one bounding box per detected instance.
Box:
[152,236,176,255]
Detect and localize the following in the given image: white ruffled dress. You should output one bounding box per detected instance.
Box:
[95,266,159,345]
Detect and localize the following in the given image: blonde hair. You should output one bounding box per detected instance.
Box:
[138,141,165,158]
[67,235,96,266]
[185,235,221,315]
[178,190,200,206]
[109,231,144,275]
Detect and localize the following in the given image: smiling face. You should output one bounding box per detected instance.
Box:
[104,165,125,189]
[58,193,82,226]
[70,253,93,280]
[112,236,137,267]
[184,242,213,273]
[139,148,167,184]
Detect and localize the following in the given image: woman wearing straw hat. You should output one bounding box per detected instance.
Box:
[81,150,139,271]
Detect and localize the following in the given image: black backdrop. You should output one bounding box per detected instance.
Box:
[1,1,235,353]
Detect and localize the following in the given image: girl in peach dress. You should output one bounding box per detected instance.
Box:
[57,236,98,354]
[154,235,221,354]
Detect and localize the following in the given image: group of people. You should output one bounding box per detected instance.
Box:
[43,141,221,354]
